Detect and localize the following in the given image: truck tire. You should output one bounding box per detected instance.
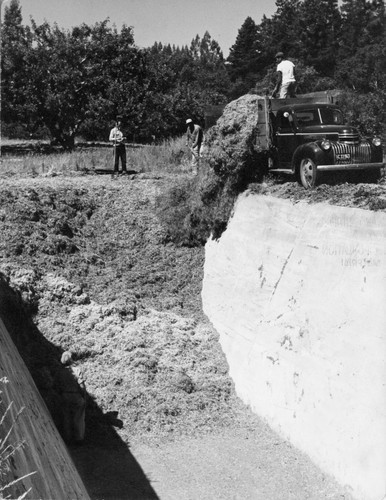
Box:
[298,157,319,189]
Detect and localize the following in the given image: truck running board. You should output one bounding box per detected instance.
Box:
[269,168,294,174]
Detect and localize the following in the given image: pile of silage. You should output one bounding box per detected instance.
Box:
[157,94,269,245]
[204,93,268,187]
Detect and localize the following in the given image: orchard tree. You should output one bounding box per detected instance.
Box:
[137,43,198,138]
[1,0,33,131]
[135,34,230,139]
[5,10,144,148]
[129,45,185,139]
[25,21,94,148]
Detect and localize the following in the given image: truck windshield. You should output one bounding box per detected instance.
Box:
[294,108,344,127]
[319,107,344,125]
[294,110,320,126]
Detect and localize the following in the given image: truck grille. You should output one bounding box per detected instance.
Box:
[331,141,371,165]
[338,130,359,142]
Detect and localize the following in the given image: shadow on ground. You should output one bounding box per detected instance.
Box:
[0,275,158,500]
[69,425,158,500]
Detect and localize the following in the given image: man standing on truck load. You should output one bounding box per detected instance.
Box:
[271,52,296,99]
[186,118,204,171]
[109,118,127,176]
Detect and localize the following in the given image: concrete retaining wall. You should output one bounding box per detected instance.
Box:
[202,193,386,500]
[0,315,90,499]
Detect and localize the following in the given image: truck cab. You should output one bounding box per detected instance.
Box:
[265,96,384,188]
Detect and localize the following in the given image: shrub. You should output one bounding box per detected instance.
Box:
[338,89,386,137]
[1,123,49,141]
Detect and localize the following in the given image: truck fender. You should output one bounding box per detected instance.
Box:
[292,142,324,173]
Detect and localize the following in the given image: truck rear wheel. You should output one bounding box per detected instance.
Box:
[299,157,319,189]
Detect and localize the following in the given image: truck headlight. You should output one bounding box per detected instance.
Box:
[372,137,382,147]
[321,139,331,151]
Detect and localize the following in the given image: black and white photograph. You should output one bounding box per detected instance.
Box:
[0,1,385,499]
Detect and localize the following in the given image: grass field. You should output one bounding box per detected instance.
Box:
[0,136,192,177]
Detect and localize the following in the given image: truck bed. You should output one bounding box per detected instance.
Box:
[204,90,341,151]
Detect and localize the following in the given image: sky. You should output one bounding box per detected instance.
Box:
[15,0,278,56]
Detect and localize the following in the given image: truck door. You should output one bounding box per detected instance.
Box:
[275,110,298,168]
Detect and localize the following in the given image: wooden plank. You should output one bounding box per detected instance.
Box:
[269,92,338,112]
[297,90,341,101]
[256,97,270,151]
[256,110,267,123]
[270,97,325,112]
[255,134,269,151]
[262,96,272,148]
[256,123,268,136]
[257,99,266,112]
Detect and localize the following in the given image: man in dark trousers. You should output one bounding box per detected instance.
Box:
[109,118,127,176]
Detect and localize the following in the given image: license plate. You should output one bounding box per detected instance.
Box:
[336,153,350,160]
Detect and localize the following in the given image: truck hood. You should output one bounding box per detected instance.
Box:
[298,125,359,137]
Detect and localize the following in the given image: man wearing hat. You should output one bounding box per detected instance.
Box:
[185,118,204,171]
[271,52,296,99]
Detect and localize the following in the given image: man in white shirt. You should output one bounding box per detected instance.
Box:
[109,119,127,175]
[271,52,296,99]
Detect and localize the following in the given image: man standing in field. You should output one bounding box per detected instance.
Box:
[109,118,127,176]
[271,52,296,99]
[185,118,204,172]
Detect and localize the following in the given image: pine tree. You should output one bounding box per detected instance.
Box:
[338,0,369,58]
[336,0,386,90]
[227,17,259,81]
[190,32,230,102]
[298,0,341,76]
[268,0,302,57]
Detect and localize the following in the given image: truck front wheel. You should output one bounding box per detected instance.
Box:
[298,157,319,189]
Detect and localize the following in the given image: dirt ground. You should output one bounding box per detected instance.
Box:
[1,169,380,499]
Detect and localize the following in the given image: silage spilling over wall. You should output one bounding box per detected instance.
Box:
[204,94,266,184]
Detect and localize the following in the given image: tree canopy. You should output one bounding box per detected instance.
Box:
[1,0,385,145]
